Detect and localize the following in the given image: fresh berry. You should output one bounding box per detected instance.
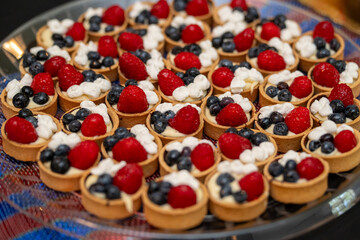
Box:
[5,116,38,144]
[33,92,49,105]
[312,63,340,88]
[174,52,201,70]
[151,0,170,19]
[168,185,197,208]
[118,32,144,52]
[112,137,148,163]
[119,52,148,80]
[43,56,67,77]
[30,72,55,95]
[216,103,248,126]
[190,143,214,171]
[257,50,286,71]
[65,22,86,41]
[67,140,99,170]
[117,85,148,113]
[158,69,185,95]
[334,130,357,153]
[218,133,252,159]
[230,0,248,10]
[345,105,360,120]
[284,107,311,134]
[328,83,354,107]
[168,105,200,134]
[181,24,205,44]
[238,172,264,201]
[211,67,234,88]
[102,5,125,26]
[313,21,334,43]
[98,36,119,58]
[185,0,209,16]
[296,157,324,180]
[80,114,107,137]
[234,28,254,52]
[113,163,143,194]
[288,76,312,99]
[268,161,284,177]
[260,22,280,41]
[58,64,84,91]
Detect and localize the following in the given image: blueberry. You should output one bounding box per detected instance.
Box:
[135,14,146,24]
[266,86,279,98]
[12,93,29,108]
[54,40,66,48]
[36,50,49,61]
[270,111,284,124]
[334,60,346,73]
[136,50,151,63]
[278,89,292,102]
[248,47,258,58]
[107,90,121,105]
[309,140,321,152]
[317,48,330,58]
[258,44,269,53]
[220,184,232,198]
[320,133,334,143]
[345,105,360,120]
[98,173,113,186]
[106,185,121,199]
[245,13,255,23]
[29,62,44,76]
[209,104,221,116]
[219,60,232,69]
[52,33,63,41]
[18,108,33,118]
[68,120,81,132]
[103,136,119,151]
[149,191,167,205]
[259,18,270,25]
[182,76,194,85]
[267,46,278,52]
[239,61,252,69]
[273,122,288,136]
[22,53,37,67]
[222,32,235,40]
[277,82,289,90]
[165,150,181,166]
[25,116,38,128]
[330,100,345,113]
[321,141,335,154]
[87,51,101,61]
[33,92,49,105]
[75,108,91,120]
[165,26,179,37]
[221,41,236,52]
[326,57,336,66]
[233,190,248,203]
[164,110,175,121]
[212,37,222,48]
[277,22,286,30]
[220,97,234,108]
[90,60,101,69]
[149,15,159,24]
[168,31,181,41]
[176,72,185,79]
[330,38,340,51]
[251,132,268,146]
[54,144,71,157]
[89,183,107,193]
[50,156,70,174]
[328,112,346,124]
[233,7,243,12]
[174,0,187,11]
[148,181,160,193]
[225,127,238,134]
[84,76,94,83]
[159,181,173,194]
[238,128,255,140]
[136,29,147,37]
[259,117,272,130]
[114,127,131,139]
[268,161,284,177]
[89,15,102,24]
[273,14,286,25]
[82,70,96,79]
[40,148,54,163]
[171,46,183,55]
[95,74,105,79]
[154,120,167,133]
[111,85,124,92]
[206,96,220,108]
[216,173,235,186]
[247,7,259,18]
[177,156,192,171]
[90,23,100,32]
[102,56,114,67]
[283,170,299,182]
[150,111,163,124]
[285,159,297,171]
[184,44,202,56]
[181,147,192,157]
[185,67,200,77]
[105,25,115,32]
[231,65,241,73]
[64,36,75,48]
[314,37,326,49]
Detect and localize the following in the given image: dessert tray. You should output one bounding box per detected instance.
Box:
[1,0,360,239]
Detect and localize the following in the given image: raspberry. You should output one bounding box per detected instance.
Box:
[260,22,280,41]
[118,32,144,52]
[190,143,214,171]
[284,107,311,134]
[181,24,205,44]
[174,52,201,70]
[5,116,38,144]
[117,85,148,113]
[328,83,354,107]
[113,163,143,194]
[67,140,99,170]
[234,28,255,52]
[239,172,264,201]
[211,67,234,88]
[288,76,313,99]
[168,105,200,134]
[218,133,252,159]
[313,21,334,43]
[334,130,357,153]
[57,64,84,91]
[151,0,170,19]
[296,157,324,180]
[312,63,340,88]
[119,52,148,80]
[30,72,55,95]
[168,185,197,208]
[158,69,185,96]
[65,22,86,41]
[112,137,148,164]
[230,0,248,10]
[185,0,209,16]
[80,114,107,137]
[257,50,286,71]
[216,103,248,126]
[102,5,125,26]
[98,36,119,58]
[43,56,67,77]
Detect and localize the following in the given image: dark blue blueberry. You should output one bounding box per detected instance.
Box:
[33,92,49,105]
[150,111,163,124]
[345,105,360,120]
[165,150,181,166]
[136,49,151,63]
[209,103,221,116]
[238,128,255,140]
[98,174,113,186]
[102,56,114,67]
[330,38,340,51]
[326,57,336,66]
[114,127,131,139]
[233,190,248,203]
[103,136,119,151]
[90,23,100,32]
[334,60,346,73]
[176,72,185,79]
[12,93,29,108]
[225,127,238,134]
[174,0,187,11]
[76,108,91,120]
[52,33,63,41]
[22,53,37,68]
[107,90,121,105]
[105,25,115,32]
[68,120,81,132]
[277,22,286,30]
[284,159,297,171]
[273,14,286,26]
[177,156,192,171]
[171,46,183,55]
[273,122,288,136]
[266,86,279,98]
[82,70,96,79]
[314,37,326,50]
[258,43,269,52]
[136,29,147,37]
[320,133,334,143]
[267,46,278,52]
[164,110,175,121]
[149,191,167,205]
[154,120,167,133]
[220,97,234,108]
[317,48,331,58]
[149,15,159,24]
[259,117,272,130]
[212,37,222,49]
[268,161,284,177]
[309,140,321,152]
[54,144,71,156]
[247,7,259,19]
[25,116,38,128]
[36,50,49,61]
[106,185,121,199]
[216,173,235,186]
[321,141,335,154]
[185,67,200,77]
[18,108,33,118]
[148,181,160,193]
[330,100,345,113]
[270,111,284,124]
[89,15,102,24]
[328,112,346,124]
[221,41,236,52]
[245,13,256,23]
[248,47,258,58]
[125,79,138,87]
[159,181,172,194]
[40,148,54,163]
[283,170,299,182]
[239,61,252,69]
[135,14,146,24]
[87,51,101,61]
[251,132,268,146]
[29,62,44,76]
[62,113,76,125]
[278,89,292,102]
[184,44,202,56]
[165,26,179,36]
[233,7,243,12]
[21,86,34,97]
[219,59,233,68]
[220,184,232,198]
[277,82,289,90]
[181,147,192,157]
[90,60,102,69]
[54,40,66,48]
[182,76,194,85]
[95,74,105,79]
[89,183,107,194]
[222,32,235,40]
[259,18,270,26]
[64,36,75,48]
[50,156,70,174]
[206,96,220,108]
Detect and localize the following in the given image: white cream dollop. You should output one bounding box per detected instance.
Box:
[170,16,204,30]
[46,45,71,62]
[268,70,303,85]
[268,37,295,66]
[36,115,58,139]
[280,20,301,41]
[217,160,258,175]
[84,7,103,20]
[310,97,333,117]
[295,35,316,58]
[239,141,275,163]
[66,77,111,99]
[129,2,151,19]
[47,18,74,35]
[218,92,253,113]
[6,74,33,100]
[145,49,165,80]
[155,102,201,114]
[130,124,158,155]
[278,150,311,166]
[80,101,110,124]
[230,67,264,93]
[91,158,126,176]
[259,102,294,119]
[143,25,164,50]
[163,170,200,190]
[340,62,359,84]
[165,136,215,152]
[74,41,98,66]
[198,40,219,68]
[308,120,354,141]
[48,131,81,150]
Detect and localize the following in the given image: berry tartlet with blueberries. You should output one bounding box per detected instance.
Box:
[37,131,100,192]
[218,128,277,170]
[157,68,212,106]
[101,125,162,177]
[171,0,214,25]
[208,59,264,102]
[147,103,204,144]
[201,92,255,140]
[105,80,160,128]
[293,21,345,72]
[205,161,268,222]
[264,150,329,204]
[159,136,221,182]
[255,103,313,152]
[80,158,145,219]
[142,170,208,230]
[1,73,58,119]
[259,70,314,107]
[73,37,119,81]
[2,109,60,162]
[78,5,128,42]
[60,101,119,146]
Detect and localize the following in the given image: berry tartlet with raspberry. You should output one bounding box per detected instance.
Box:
[201,92,255,140]
[147,103,204,144]
[60,101,119,146]
[80,158,145,219]
[78,5,128,42]
[208,59,264,102]
[205,161,268,222]
[1,73,58,119]
[159,137,221,182]
[37,131,100,192]
[293,21,345,72]
[2,109,60,162]
[142,170,208,230]
[171,0,214,25]
[157,68,212,106]
[259,70,314,107]
[301,120,360,173]
[264,150,329,204]
[73,37,119,81]
[218,128,277,170]
[36,19,87,53]
[255,103,313,152]
[101,125,162,177]
[105,80,160,128]
[246,38,298,76]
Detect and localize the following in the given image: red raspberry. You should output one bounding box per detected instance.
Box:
[44,56,67,77]
[112,138,148,163]
[98,36,119,58]
[158,69,185,95]
[102,5,125,26]
[58,64,84,91]
[113,163,143,194]
[328,83,354,107]
[234,28,254,52]
[190,143,214,171]
[5,116,38,144]
[312,63,340,88]
[80,114,107,137]
[174,52,201,70]
[117,85,148,113]
[230,0,248,10]
[257,50,286,71]
[168,185,197,208]
[151,0,170,19]
[313,21,334,43]
[185,0,209,16]
[288,76,313,99]
[216,103,248,127]
[284,107,311,134]
[296,157,324,180]
[181,24,205,44]
[211,67,234,88]
[334,130,357,153]
[30,72,55,95]
[65,22,86,41]
[239,172,264,201]
[218,133,252,159]
[118,32,144,52]
[260,22,280,41]
[168,105,200,134]
[67,140,99,170]
[119,52,148,80]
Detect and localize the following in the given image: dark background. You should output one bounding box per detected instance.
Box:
[1,0,360,239]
